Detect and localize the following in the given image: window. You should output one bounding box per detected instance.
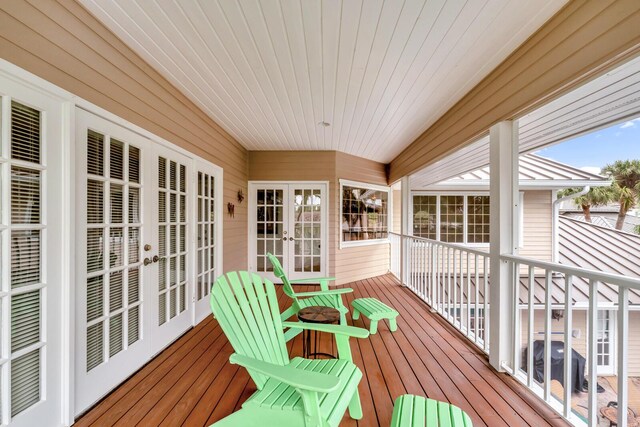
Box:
[340,180,390,247]
[412,194,490,244]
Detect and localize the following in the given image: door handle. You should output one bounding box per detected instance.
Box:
[289,237,294,241]
[143,257,152,266]
[152,255,160,263]
[282,237,287,241]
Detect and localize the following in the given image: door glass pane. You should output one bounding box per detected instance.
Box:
[197,172,216,301]
[597,310,612,368]
[6,101,45,417]
[292,188,322,273]
[255,187,284,273]
[158,157,188,325]
[85,132,143,371]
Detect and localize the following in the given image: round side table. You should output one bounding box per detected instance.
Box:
[297,306,340,359]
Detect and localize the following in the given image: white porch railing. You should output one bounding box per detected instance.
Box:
[501,254,640,427]
[390,232,640,427]
[389,232,490,352]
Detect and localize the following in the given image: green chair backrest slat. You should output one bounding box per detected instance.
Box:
[211,271,290,388]
[267,253,297,299]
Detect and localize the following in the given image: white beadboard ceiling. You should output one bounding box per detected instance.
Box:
[80,0,566,163]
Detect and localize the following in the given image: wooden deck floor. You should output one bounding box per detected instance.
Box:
[75,274,570,427]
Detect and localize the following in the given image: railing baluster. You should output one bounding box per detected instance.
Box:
[484,256,489,351]
[466,251,471,338]
[422,241,427,300]
[512,262,520,374]
[588,280,598,427]
[618,287,629,427]
[460,249,464,328]
[563,275,573,419]
[447,247,452,320]
[453,249,458,326]
[527,266,534,387]
[430,243,436,308]
[475,254,479,342]
[544,268,552,402]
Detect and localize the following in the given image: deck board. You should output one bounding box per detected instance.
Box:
[75,274,570,427]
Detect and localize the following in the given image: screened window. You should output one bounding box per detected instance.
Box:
[413,194,490,244]
[341,181,389,246]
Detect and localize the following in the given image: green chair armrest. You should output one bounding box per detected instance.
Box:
[289,277,336,284]
[294,288,353,297]
[282,321,370,339]
[229,354,340,393]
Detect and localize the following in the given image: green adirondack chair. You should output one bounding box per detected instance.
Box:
[267,253,352,332]
[210,271,369,427]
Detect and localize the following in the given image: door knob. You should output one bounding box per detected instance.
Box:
[282,237,287,241]
[143,257,152,266]
[289,237,294,241]
[144,244,152,251]
[152,255,160,263]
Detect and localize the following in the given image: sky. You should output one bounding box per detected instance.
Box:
[535,117,640,174]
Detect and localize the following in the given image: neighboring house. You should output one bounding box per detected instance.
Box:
[410,154,640,376]
[561,203,640,235]
[410,153,610,262]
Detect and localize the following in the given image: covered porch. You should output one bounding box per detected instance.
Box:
[75,275,568,427]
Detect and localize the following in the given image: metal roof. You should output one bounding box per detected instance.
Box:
[412,153,609,190]
[562,212,640,235]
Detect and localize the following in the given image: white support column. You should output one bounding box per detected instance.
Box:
[489,120,520,371]
[400,176,411,286]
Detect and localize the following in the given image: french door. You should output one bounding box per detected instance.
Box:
[74,110,193,413]
[0,78,64,426]
[249,183,327,283]
[193,160,222,323]
[596,310,615,375]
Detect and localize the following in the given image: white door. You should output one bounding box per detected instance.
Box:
[193,161,223,323]
[596,310,615,375]
[0,81,64,426]
[74,111,194,413]
[249,183,327,282]
[151,146,193,354]
[74,111,154,413]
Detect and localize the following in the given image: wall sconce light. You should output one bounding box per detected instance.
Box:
[227,202,235,217]
[551,309,564,321]
[237,189,245,204]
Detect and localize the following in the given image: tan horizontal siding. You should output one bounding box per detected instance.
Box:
[389,0,640,182]
[520,191,552,262]
[336,152,389,285]
[248,151,337,276]
[630,312,640,377]
[249,151,390,283]
[0,0,249,271]
[392,189,401,234]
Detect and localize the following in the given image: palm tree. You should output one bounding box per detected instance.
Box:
[557,186,613,223]
[602,160,640,230]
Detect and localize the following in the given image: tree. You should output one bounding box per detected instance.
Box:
[602,160,640,230]
[557,186,613,223]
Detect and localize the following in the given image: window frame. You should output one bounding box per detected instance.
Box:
[411,191,490,247]
[339,179,391,249]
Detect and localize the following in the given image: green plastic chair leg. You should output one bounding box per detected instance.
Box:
[348,389,363,420]
[352,309,360,320]
[340,312,347,325]
[389,318,397,332]
[369,320,378,335]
